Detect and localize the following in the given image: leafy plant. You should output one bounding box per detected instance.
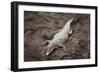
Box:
[43,30,61,40]
[24,11,33,20]
[38,12,55,21]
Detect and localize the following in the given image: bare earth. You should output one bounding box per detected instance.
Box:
[24,12,90,61]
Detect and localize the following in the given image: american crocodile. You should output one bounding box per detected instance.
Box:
[46,18,73,56]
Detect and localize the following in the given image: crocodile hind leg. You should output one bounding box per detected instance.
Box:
[68,29,72,35]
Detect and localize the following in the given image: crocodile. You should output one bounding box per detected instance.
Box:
[46,18,73,56]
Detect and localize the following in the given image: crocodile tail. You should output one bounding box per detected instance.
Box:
[63,18,73,30]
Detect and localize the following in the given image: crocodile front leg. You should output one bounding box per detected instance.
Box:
[58,43,66,52]
[42,40,51,46]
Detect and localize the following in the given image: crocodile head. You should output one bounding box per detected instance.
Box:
[46,43,54,56]
[46,41,57,56]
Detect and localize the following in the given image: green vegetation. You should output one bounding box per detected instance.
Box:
[24,11,33,20]
[24,11,55,21]
[43,30,61,40]
[38,12,55,21]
